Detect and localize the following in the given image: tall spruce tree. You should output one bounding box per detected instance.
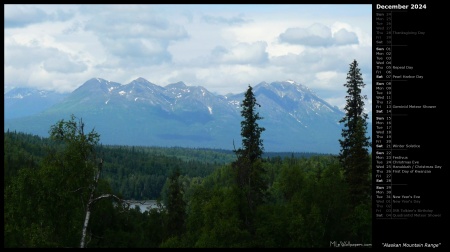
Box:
[235,85,265,162]
[338,60,371,207]
[232,85,266,230]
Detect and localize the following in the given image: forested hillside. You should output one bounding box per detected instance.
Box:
[4,61,372,248]
[4,131,327,200]
[4,129,371,248]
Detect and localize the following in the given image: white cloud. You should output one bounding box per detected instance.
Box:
[334,28,359,45]
[279,23,359,47]
[4,5,48,28]
[4,5,75,28]
[5,40,87,73]
[315,71,343,90]
[279,23,333,47]
[202,14,249,25]
[211,41,269,65]
[4,4,371,107]
[42,52,87,73]
[97,38,172,68]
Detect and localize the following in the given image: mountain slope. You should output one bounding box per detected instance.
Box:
[4,87,69,119]
[4,78,371,154]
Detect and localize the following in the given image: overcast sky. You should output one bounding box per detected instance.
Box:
[4,4,372,116]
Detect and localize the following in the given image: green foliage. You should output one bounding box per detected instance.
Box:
[5,136,371,247]
[253,203,298,247]
[104,145,236,165]
[230,85,268,234]
[348,202,372,244]
[263,156,353,247]
[162,155,370,248]
[98,145,225,200]
[234,85,265,162]
[339,59,371,207]
[275,160,306,201]
[5,131,328,202]
[5,168,58,247]
[188,185,252,247]
[4,115,102,247]
[5,111,372,248]
[165,168,187,239]
[3,131,52,187]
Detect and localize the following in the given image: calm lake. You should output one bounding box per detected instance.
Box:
[126,200,161,213]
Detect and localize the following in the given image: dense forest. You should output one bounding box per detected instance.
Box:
[4,130,372,248]
[4,130,327,201]
[4,60,372,248]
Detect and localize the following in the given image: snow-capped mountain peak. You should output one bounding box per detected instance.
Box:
[5,78,371,154]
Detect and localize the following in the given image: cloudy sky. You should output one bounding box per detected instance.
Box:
[4,4,372,116]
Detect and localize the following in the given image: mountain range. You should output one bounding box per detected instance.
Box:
[4,77,372,154]
[4,87,68,119]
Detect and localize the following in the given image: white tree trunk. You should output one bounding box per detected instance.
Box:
[80,204,91,248]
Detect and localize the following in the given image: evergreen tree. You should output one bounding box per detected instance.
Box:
[166,168,186,238]
[338,59,371,207]
[235,85,265,163]
[232,85,266,231]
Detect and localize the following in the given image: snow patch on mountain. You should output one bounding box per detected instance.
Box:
[5,77,369,153]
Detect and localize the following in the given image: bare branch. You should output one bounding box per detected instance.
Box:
[89,194,124,206]
[71,187,85,193]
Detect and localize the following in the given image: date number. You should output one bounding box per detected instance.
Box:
[411,4,426,9]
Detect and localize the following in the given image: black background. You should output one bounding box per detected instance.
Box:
[372,1,446,248]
